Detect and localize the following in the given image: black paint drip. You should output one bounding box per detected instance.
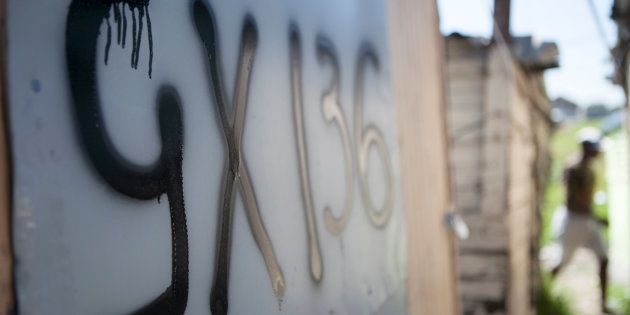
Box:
[122,3,127,48]
[104,10,112,65]
[131,7,137,68]
[135,7,144,69]
[145,5,153,77]
[114,3,121,45]
[102,0,154,77]
[66,1,188,314]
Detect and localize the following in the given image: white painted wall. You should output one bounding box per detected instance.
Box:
[7,1,407,314]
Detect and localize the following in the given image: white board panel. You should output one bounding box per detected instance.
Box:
[7,0,407,314]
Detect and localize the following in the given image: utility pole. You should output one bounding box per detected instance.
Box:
[493,0,511,44]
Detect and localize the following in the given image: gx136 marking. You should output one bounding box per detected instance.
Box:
[65,0,395,314]
[66,1,186,314]
[289,28,395,274]
[193,2,284,313]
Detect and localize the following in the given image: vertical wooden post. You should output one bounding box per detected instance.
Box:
[0,0,14,313]
[493,0,511,44]
[387,0,459,314]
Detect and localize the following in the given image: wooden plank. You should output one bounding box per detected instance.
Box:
[480,47,510,216]
[447,59,485,73]
[0,0,14,313]
[450,133,483,146]
[459,213,509,252]
[454,175,481,190]
[445,40,487,60]
[388,0,458,314]
[454,191,482,213]
[446,62,486,77]
[447,106,483,117]
[447,79,484,95]
[447,93,483,107]
[448,111,483,128]
[451,153,482,171]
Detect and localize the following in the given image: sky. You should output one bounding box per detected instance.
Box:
[437,0,625,108]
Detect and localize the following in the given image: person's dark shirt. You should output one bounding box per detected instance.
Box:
[564,162,595,215]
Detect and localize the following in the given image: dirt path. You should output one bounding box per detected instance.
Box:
[553,248,604,315]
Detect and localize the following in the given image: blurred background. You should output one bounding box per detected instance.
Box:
[438,0,630,314]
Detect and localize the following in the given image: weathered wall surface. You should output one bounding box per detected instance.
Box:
[446,37,551,315]
[508,68,536,315]
[389,0,459,313]
[0,1,12,313]
[6,0,415,313]
[446,36,486,215]
[447,37,510,315]
[509,70,552,315]
[0,0,460,314]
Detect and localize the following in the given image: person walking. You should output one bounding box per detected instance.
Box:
[552,127,609,314]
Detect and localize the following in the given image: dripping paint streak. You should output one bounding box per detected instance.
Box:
[114,3,121,45]
[131,6,137,68]
[122,3,127,48]
[105,10,112,65]
[145,4,153,78]
[66,1,188,314]
[135,6,144,69]
[101,2,154,77]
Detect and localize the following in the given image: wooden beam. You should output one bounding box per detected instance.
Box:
[387,0,459,314]
[0,0,14,313]
[493,0,511,44]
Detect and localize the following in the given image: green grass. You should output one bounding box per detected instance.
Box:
[540,119,609,247]
[536,272,574,315]
[608,284,630,314]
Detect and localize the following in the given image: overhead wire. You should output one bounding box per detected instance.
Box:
[585,0,616,58]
